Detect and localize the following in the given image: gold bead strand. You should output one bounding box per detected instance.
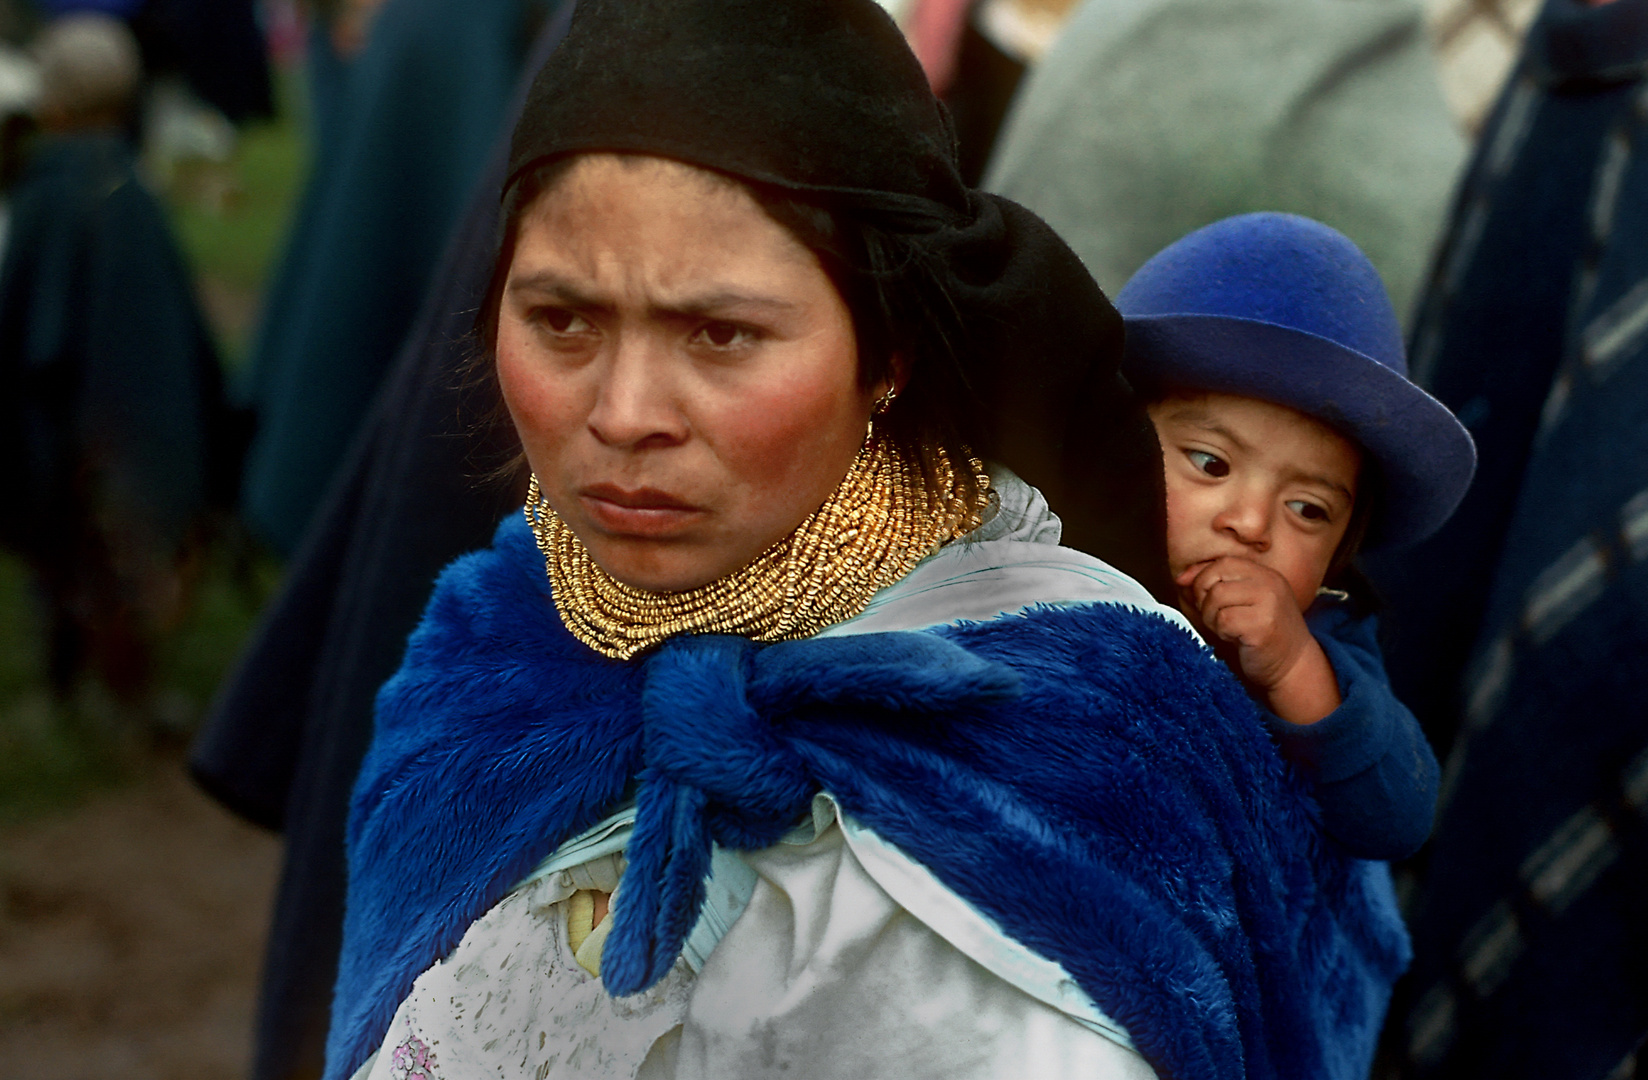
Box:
[524,436,990,660]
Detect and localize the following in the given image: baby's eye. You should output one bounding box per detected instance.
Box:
[692,321,756,349]
[1287,499,1330,522]
[1187,450,1230,478]
[538,308,593,334]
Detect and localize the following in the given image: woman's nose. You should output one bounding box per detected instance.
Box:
[585,336,688,449]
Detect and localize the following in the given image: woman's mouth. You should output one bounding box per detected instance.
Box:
[578,484,706,538]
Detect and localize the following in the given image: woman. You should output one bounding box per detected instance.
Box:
[325,2,1409,1079]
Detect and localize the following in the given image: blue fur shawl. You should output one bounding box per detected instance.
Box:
[328,514,1410,1080]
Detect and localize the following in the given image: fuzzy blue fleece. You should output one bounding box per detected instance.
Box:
[326,514,1410,1080]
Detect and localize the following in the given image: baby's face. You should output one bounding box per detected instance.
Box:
[1147,392,1360,613]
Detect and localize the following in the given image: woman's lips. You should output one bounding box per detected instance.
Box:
[578,484,706,537]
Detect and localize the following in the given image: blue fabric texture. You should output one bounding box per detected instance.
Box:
[1116,212,1476,548]
[327,513,1411,1080]
[1261,603,1439,862]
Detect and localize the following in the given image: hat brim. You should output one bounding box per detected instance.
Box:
[1123,314,1477,548]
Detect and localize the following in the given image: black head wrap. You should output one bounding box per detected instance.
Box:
[503,0,1171,599]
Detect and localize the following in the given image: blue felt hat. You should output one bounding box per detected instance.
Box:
[1115,212,1476,549]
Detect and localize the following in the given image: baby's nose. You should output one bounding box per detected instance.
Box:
[1214,500,1270,548]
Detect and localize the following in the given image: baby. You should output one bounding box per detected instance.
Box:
[1116,213,1477,861]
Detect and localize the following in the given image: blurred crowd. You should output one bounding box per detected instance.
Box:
[0,8,253,724]
[0,0,1644,1078]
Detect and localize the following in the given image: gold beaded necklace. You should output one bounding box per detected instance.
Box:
[525,434,990,660]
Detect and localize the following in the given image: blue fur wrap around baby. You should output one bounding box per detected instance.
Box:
[327,514,1410,1080]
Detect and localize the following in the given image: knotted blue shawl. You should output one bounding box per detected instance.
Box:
[329,514,1410,1080]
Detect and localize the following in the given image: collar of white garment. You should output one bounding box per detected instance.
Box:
[820,463,1195,640]
[517,467,1177,1054]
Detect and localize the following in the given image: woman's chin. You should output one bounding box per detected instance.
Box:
[584,539,738,595]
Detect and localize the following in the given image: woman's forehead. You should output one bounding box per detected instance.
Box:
[527,153,746,214]
[508,155,830,307]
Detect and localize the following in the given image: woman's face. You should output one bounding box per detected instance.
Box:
[496,154,885,592]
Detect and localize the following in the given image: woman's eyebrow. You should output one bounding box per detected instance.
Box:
[661,291,800,318]
[505,272,798,317]
[506,270,604,308]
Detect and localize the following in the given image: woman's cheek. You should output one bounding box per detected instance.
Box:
[718,373,861,487]
[496,339,583,467]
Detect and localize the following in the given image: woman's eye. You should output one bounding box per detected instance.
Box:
[693,321,754,348]
[1286,499,1330,522]
[538,308,592,334]
[1187,450,1230,478]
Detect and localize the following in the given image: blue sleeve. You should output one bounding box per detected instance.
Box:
[1260,605,1440,861]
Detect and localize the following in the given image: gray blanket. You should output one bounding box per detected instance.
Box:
[985,0,1465,325]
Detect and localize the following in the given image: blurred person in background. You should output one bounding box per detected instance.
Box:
[983,0,1466,328]
[895,0,1083,184]
[1365,0,1648,1075]
[239,0,551,556]
[0,13,234,722]
[30,0,272,126]
[129,0,273,127]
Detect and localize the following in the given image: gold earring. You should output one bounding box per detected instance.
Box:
[866,386,898,443]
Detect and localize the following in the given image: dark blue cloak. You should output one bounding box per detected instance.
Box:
[240,0,535,554]
[0,132,232,554]
[330,513,1410,1080]
[1368,1,1648,1076]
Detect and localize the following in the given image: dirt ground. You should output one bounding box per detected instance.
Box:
[0,753,281,1079]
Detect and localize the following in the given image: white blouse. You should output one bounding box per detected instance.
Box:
[353,470,1175,1080]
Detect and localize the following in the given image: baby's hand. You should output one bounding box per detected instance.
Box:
[1177,557,1309,689]
[1176,556,1340,724]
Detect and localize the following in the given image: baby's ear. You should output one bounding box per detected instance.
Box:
[1328,463,1381,575]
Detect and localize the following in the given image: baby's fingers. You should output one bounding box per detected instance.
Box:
[1204,597,1268,646]
[1186,559,1254,607]
[1196,577,1265,619]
